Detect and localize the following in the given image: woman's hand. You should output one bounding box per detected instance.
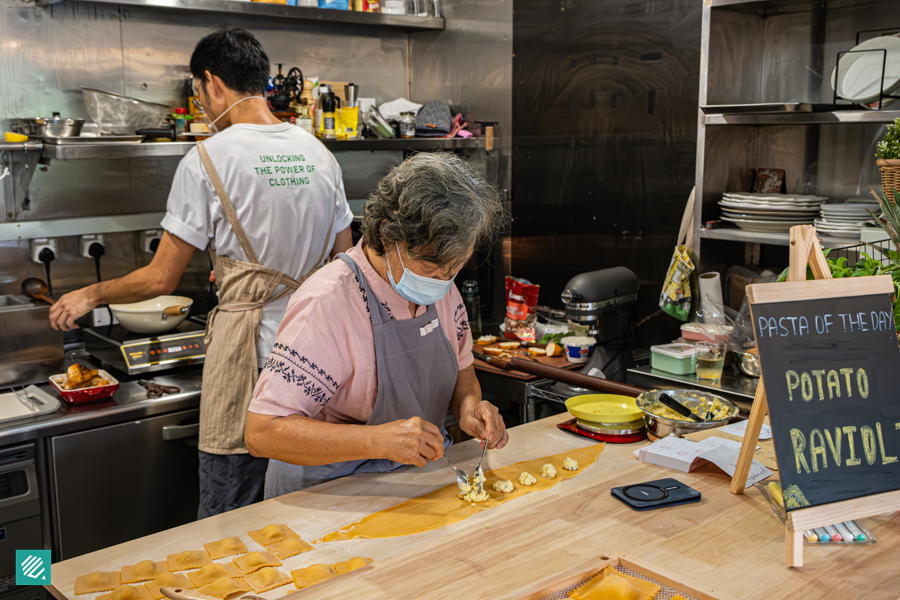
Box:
[377,416,445,466]
[459,400,508,450]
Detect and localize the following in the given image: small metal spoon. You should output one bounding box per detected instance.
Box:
[443,456,469,493]
[473,439,488,494]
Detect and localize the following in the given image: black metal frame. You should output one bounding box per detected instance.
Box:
[832,28,900,110]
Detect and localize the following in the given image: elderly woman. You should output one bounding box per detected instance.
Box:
[245,152,508,497]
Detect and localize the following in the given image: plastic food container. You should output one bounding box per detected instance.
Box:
[49,370,120,404]
[650,343,696,375]
[560,336,596,364]
[680,322,733,343]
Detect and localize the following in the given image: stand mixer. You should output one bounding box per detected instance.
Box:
[552,266,639,397]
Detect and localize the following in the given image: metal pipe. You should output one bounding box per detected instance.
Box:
[0,142,43,152]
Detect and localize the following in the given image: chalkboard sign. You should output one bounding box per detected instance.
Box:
[751,284,900,511]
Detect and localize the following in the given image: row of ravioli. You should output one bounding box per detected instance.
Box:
[73,523,373,599]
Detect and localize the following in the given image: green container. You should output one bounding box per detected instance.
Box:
[650,343,696,375]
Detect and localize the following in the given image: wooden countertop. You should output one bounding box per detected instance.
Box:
[48,414,900,600]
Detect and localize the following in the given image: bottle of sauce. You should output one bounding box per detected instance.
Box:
[322,92,337,140]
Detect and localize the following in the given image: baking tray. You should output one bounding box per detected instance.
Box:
[38,135,144,144]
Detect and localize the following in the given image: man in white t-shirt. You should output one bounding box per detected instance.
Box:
[49,28,353,517]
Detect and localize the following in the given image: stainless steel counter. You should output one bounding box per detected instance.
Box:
[626,364,757,412]
[0,369,202,447]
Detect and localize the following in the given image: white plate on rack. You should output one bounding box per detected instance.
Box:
[831,36,900,103]
[721,217,799,232]
[721,211,815,222]
[720,201,821,212]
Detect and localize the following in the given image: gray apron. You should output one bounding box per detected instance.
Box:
[264,252,458,498]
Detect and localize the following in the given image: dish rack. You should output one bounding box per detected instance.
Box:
[833,27,900,109]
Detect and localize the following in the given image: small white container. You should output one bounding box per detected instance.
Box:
[650,343,697,375]
[560,336,596,364]
[380,0,406,13]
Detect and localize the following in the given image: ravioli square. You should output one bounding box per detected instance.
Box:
[233,551,282,575]
[167,550,212,572]
[243,567,292,593]
[144,572,193,600]
[96,585,153,600]
[569,566,660,600]
[75,571,121,595]
[264,538,314,560]
[291,564,336,589]
[247,524,299,547]
[203,537,248,560]
[121,561,168,584]
[196,578,251,599]
[187,563,242,587]
[332,557,373,575]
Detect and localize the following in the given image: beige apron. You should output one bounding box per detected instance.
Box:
[196,141,338,454]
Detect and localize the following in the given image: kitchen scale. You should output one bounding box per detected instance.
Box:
[83,317,206,375]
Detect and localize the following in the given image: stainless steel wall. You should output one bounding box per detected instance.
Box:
[511,0,701,346]
[0,0,475,304]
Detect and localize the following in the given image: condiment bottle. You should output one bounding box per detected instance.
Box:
[173,107,188,137]
[399,111,416,138]
[322,92,337,140]
[462,280,482,338]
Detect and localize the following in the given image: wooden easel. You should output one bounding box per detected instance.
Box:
[729,224,900,567]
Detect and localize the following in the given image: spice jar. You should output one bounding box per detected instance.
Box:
[398,111,416,138]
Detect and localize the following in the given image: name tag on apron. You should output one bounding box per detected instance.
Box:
[420,318,439,336]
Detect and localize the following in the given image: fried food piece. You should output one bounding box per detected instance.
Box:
[243,567,292,593]
[75,572,120,595]
[166,550,211,572]
[96,585,153,600]
[291,564,336,589]
[144,573,192,600]
[247,524,299,547]
[332,557,372,575]
[233,551,282,575]
[120,561,167,584]
[264,537,314,560]
[203,537,248,560]
[65,363,98,390]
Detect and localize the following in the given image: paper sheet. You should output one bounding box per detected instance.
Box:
[717,420,773,440]
[636,435,773,486]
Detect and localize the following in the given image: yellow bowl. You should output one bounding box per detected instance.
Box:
[565,394,643,424]
[4,132,28,143]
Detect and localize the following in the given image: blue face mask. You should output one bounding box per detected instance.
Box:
[386,244,456,306]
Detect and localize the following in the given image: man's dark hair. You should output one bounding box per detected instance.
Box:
[190,28,270,96]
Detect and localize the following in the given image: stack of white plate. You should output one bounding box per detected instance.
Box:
[815,200,880,240]
[719,193,827,233]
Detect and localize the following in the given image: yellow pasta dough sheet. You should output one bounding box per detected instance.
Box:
[233,551,282,575]
[569,566,660,600]
[75,571,121,595]
[187,563,242,587]
[291,564,336,589]
[332,557,372,575]
[96,585,154,600]
[196,577,251,599]
[203,537,248,560]
[247,524,298,547]
[243,567,292,593]
[167,550,212,572]
[264,537,314,560]
[144,572,193,600]
[317,444,604,543]
[120,561,167,584]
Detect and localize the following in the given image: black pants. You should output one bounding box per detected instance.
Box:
[198,451,269,519]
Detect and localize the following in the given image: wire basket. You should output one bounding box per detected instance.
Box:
[878,159,900,203]
[826,237,893,267]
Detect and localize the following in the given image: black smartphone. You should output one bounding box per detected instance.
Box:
[610,478,701,511]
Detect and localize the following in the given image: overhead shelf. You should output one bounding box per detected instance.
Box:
[709,0,900,11]
[38,137,479,160]
[704,108,900,126]
[37,0,444,31]
[700,227,862,248]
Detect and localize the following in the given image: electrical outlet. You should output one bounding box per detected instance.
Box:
[88,307,118,327]
[140,230,163,254]
[30,238,58,264]
[79,234,105,259]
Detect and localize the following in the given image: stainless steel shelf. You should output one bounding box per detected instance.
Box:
[700,227,859,248]
[704,109,900,126]
[710,0,900,10]
[41,138,478,160]
[37,0,444,31]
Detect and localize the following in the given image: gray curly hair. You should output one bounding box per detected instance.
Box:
[361,152,505,267]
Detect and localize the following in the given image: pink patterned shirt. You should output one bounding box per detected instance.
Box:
[248,240,474,424]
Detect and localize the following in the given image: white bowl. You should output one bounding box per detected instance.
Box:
[560,336,597,364]
[109,295,193,334]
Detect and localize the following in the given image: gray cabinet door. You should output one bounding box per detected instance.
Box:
[50,409,199,560]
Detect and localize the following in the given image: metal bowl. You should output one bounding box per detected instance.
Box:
[734,351,761,378]
[16,117,85,138]
[81,87,170,135]
[636,389,739,438]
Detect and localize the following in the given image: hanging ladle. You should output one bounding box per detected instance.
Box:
[21,278,55,305]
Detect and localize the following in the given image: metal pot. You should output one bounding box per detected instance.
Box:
[734,351,761,378]
[636,389,739,438]
[108,296,193,334]
[16,116,85,138]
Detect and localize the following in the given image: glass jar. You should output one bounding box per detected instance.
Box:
[461,280,482,338]
[398,111,416,138]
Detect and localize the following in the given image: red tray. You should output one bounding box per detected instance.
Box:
[557,418,647,444]
[49,369,120,404]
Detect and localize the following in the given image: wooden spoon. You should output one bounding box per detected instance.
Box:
[21,277,54,305]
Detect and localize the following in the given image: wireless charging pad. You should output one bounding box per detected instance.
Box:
[611,478,701,511]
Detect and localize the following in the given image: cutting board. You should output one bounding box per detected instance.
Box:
[472,342,578,380]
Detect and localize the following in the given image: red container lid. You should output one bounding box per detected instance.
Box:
[174,108,188,114]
